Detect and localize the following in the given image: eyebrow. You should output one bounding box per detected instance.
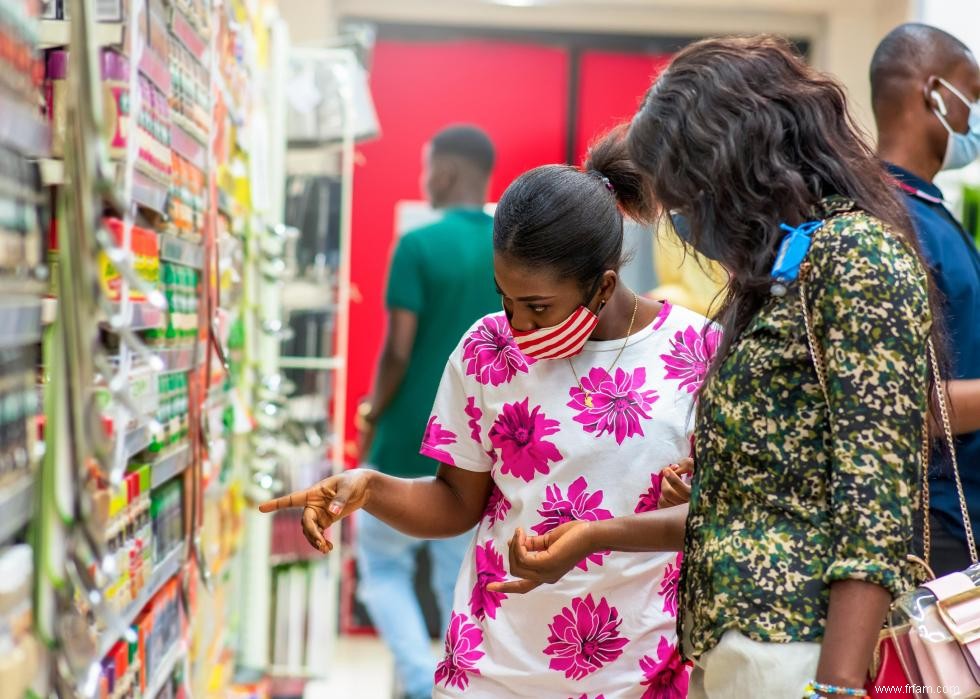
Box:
[493,278,556,303]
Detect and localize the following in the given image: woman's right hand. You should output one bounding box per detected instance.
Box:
[258,469,373,553]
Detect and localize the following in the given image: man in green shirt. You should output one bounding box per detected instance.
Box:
[355,125,498,699]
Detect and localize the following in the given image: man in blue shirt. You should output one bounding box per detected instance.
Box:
[872,24,980,575]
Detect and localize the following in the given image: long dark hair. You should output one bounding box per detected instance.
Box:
[626,35,944,380]
[493,125,652,290]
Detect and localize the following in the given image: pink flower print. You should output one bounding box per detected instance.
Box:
[544,594,629,680]
[635,472,664,514]
[435,612,485,690]
[532,476,613,570]
[652,300,673,330]
[639,636,691,699]
[660,325,721,394]
[488,398,562,482]
[568,367,659,445]
[465,396,483,444]
[483,485,512,526]
[469,541,507,621]
[568,696,606,699]
[462,314,534,386]
[659,553,683,617]
[420,416,457,465]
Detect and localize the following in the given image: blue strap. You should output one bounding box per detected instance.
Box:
[771,220,824,284]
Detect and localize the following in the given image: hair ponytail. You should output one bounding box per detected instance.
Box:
[584,124,655,224]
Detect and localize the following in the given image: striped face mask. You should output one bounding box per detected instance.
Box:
[510,303,601,360]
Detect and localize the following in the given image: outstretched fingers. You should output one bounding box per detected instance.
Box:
[258,488,311,513]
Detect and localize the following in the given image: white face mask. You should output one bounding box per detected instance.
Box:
[932,77,980,171]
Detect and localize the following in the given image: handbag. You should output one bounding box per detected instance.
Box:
[798,258,980,699]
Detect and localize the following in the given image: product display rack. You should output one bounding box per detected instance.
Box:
[0,1,51,696]
[21,0,295,697]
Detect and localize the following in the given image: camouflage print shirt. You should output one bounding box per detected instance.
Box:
[680,197,931,659]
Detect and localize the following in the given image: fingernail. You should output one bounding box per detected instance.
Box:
[328,503,342,515]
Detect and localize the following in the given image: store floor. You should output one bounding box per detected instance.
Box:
[303,635,442,699]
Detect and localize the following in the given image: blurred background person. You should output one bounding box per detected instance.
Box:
[871,23,980,575]
[355,124,498,699]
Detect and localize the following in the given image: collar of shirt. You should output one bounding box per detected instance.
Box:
[885,163,946,204]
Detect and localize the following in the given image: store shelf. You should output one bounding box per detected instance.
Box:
[145,640,186,697]
[99,543,185,658]
[132,169,170,214]
[139,48,171,93]
[278,356,344,371]
[160,233,204,269]
[0,475,34,543]
[157,342,206,373]
[170,9,208,62]
[0,88,48,157]
[0,296,42,349]
[39,19,123,49]
[171,118,208,171]
[121,422,153,459]
[150,444,190,489]
[104,301,165,331]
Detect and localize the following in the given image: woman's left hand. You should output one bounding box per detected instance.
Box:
[487,522,595,595]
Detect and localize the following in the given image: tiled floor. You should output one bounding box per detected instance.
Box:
[303,636,442,699]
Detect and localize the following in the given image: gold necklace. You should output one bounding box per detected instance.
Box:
[568,292,638,409]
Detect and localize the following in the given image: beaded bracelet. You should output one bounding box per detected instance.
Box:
[803,681,868,698]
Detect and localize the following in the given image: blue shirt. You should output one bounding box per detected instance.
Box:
[888,164,980,545]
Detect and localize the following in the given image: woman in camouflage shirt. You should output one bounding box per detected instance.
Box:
[490,36,939,698]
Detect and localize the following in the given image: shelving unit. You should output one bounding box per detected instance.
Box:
[97,543,186,659]
[0,297,43,349]
[29,0,289,696]
[15,0,348,695]
[0,4,51,696]
[150,443,191,488]
[0,476,35,544]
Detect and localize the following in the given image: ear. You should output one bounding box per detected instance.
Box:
[925,75,947,115]
[597,270,618,306]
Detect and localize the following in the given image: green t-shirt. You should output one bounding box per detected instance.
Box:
[368,208,499,477]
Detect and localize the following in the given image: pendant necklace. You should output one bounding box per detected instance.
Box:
[567,292,638,409]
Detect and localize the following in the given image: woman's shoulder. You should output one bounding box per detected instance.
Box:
[652,298,719,337]
[810,206,919,267]
[807,206,927,287]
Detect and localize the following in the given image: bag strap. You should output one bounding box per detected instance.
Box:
[797,262,978,568]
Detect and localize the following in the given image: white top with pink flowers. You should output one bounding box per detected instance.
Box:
[421,302,717,699]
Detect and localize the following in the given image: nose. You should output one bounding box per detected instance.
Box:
[506,309,537,333]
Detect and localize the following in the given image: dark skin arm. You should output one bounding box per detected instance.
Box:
[949,379,980,435]
[489,507,888,693]
[817,581,891,689]
[258,465,492,551]
[359,308,417,454]
[488,506,688,595]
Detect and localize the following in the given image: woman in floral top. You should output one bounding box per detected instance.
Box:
[259,136,714,697]
[494,37,939,699]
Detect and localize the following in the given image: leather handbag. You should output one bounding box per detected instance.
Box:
[798,258,980,699]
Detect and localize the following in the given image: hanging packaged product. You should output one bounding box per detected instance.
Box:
[45,49,131,160]
[99,218,160,301]
[101,49,129,159]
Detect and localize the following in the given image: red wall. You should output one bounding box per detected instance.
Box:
[346,39,570,463]
[574,50,673,164]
